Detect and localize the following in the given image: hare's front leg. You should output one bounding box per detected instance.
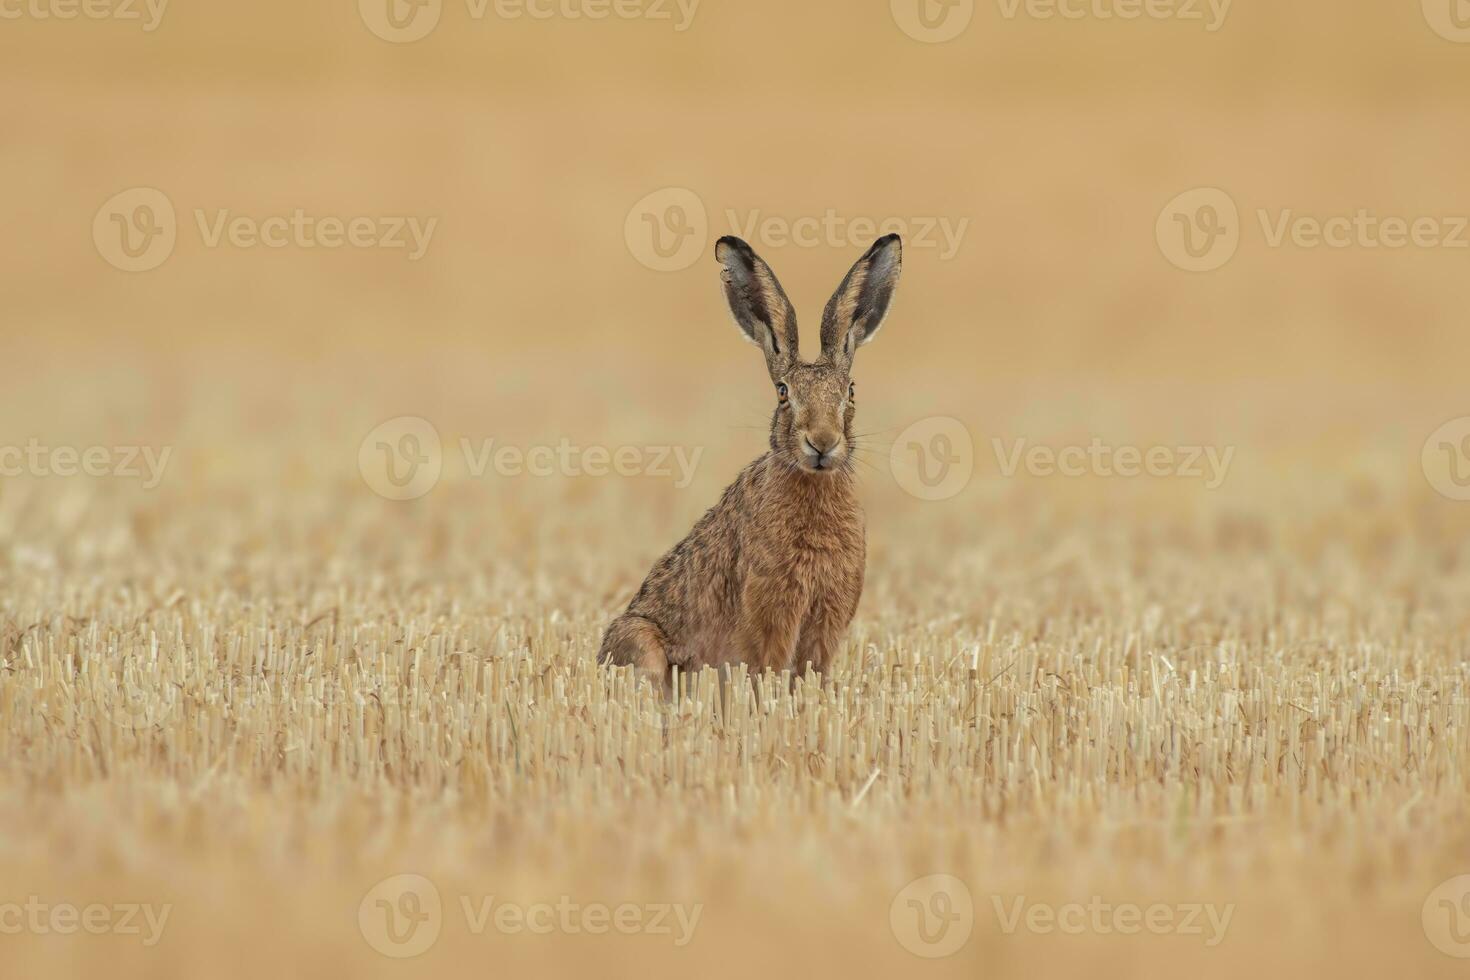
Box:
[793,571,862,679]
[738,571,809,678]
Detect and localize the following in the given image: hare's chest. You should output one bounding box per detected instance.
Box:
[766,523,865,603]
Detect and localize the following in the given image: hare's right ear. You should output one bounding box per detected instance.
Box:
[716,236,798,376]
[820,234,902,365]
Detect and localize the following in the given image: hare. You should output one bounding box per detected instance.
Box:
[599,233,903,691]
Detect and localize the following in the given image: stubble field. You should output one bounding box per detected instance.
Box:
[6,1,1470,976]
[1,394,1468,978]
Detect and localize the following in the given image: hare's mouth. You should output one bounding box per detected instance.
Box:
[799,437,845,473]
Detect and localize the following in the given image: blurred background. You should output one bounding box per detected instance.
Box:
[4,2,1470,978]
[5,0,1469,474]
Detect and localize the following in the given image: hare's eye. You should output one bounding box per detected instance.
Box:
[848,382,856,402]
[777,383,789,402]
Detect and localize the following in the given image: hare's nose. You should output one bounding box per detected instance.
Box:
[806,431,841,455]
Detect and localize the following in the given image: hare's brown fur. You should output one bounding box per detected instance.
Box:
[600,235,903,690]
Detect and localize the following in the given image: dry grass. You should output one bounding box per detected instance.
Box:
[2,427,1468,978]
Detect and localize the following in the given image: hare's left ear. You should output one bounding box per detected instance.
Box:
[820,234,902,363]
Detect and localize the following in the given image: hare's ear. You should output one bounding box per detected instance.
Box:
[716,236,798,374]
[820,234,902,363]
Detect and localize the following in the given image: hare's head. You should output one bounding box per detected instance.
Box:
[715,234,903,475]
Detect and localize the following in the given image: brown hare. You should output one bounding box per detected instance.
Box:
[599,233,903,691]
